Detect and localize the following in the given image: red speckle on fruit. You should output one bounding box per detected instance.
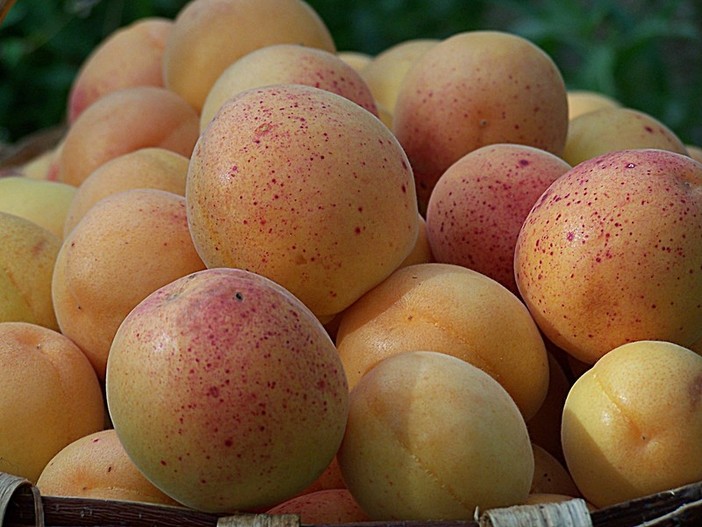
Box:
[519,159,530,167]
[160,460,167,466]
[224,439,233,447]
[354,226,361,234]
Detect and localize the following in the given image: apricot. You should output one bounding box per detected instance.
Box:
[0,322,104,482]
[530,443,579,497]
[20,146,57,180]
[336,51,372,72]
[163,0,335,113]
[67,18,172,123]
[393,30,568,209]
[63,147,189,236]
[187,84,418,319]
[57,86,199,187]
[338,351,534,520]
[336,263,549,420]
[515,149,702,364]
[0,176,76,239]
[562,340,702,508]
[106,267,349,512]
[563,107,688,166]
[567,89,621,120]
[37,429,178,506]
[426,144,571,294]
[359,38,438,118]
[398,214,433,269]
[266,489,369,523]
[52,189,206,379]
[0,212,61,329]
[200,43,377,131]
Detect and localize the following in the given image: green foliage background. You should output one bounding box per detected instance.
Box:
[1,0,701,146]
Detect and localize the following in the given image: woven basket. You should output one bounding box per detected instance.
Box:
[2,472,701,527]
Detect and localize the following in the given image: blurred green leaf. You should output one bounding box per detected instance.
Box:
[1,0,701,145]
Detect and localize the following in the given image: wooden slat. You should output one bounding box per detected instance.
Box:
[3,477,702,527]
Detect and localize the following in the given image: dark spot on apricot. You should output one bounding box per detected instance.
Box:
[519,159,530,167]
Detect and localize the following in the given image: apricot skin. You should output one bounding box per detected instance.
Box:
[515,149,702,364]
[187,84,418,319]
[562,340,702,508]
[106,268,349,513]
[393,30,567,209]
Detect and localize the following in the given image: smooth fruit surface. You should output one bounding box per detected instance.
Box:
[0,322,104,482]
[187,84,418,319]
[37,429,178,505]
[338,351,534,520]
[106,267,349,512]
[336,263,549,420]
[562,340,702,508]
[515,149,702,363]
[393,30,568,209]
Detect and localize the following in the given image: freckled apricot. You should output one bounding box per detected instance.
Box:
[266,488,369,523]
[426,143,570,294]
[106,267,349,512]
[530,443,579,497]
[187,84,418,320]
[393,30,568,210]
[515,149,702,364]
